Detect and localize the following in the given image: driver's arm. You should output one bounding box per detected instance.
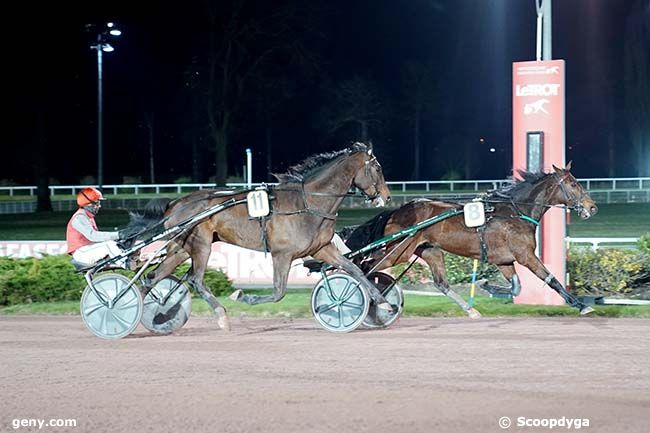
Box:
[71,214,119,243]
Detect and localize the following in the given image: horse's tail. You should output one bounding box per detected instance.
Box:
[121,198,173,241]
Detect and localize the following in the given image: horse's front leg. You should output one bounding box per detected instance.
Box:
[498,264,521,296]
[313,243,392,312]
[480,264,522,297]
[230,253,292,305]
[417,246,481,319]
[518,253,593,315]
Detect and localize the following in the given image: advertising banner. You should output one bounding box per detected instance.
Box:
[0,241,320,288]
[512,60,566,305]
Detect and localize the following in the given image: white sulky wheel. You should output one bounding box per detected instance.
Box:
[311,272,370,333]
[80,273,143,340]
[141,276,192,335]
[362,272,404,329]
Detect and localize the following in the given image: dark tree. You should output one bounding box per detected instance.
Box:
[321,76,386,143]
[34,113,52,212]
[624,0,650,176]
[401,61,439,180]
[200,0,308,185]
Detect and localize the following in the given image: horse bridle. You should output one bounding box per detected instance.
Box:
[554,172,589,214]
[358,154,382,201]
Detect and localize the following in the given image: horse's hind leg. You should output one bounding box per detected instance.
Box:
[230,253,292,305]
[518,254,592,315]
[418,246,481,319]
[186,234,231,331]
[140,248,189,297]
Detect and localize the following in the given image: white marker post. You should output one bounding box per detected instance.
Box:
[246,148,252,189]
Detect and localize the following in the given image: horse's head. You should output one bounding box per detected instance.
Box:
[552,162,598,219]
[350,144,391,207]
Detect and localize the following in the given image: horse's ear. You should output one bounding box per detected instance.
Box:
[552,164,562,174]
[367,142,373,155]
[566,160,572,171]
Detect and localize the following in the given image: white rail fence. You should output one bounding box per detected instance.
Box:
[567,237,639,250]
[1,177,649,197]
[1,178,650,214]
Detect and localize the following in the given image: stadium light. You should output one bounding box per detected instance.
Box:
[88,23,122,188]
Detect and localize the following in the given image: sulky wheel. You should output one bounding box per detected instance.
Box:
[80,273,143,340]
[141,276,192,335]
[362,272,404,329]
[311,272,370,333]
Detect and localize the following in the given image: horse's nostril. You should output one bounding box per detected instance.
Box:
[590,206,598,215]
[387,196,392,202]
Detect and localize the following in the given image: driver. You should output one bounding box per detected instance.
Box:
[66,187,128,268]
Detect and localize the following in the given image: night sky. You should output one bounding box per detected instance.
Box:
[4,0,647,186]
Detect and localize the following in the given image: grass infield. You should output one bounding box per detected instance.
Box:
[2,290,649,318]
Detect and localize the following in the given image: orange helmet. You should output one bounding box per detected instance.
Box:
[77,187,105,207]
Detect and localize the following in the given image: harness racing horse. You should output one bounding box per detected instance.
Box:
[130,143,391,331]
[342,163,598,316]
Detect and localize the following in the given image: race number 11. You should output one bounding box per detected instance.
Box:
[463,202,485,228]
[247,190,270,218]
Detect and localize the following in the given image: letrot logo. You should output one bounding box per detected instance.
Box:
[515,84,561,97]
[524,99,550,115]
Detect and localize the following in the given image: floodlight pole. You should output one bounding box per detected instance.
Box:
[96,35,104,188]
[89,23,120,189]
[536,0,552,61]
[542,0,552,60]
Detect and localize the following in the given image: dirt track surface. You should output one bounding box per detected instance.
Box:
[1,316,649,433]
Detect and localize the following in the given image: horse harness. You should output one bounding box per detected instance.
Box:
[470,198,542,264]
[250,154,383,253]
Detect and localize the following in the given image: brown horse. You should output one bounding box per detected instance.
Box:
[342,163,598,316]
[130,143,391,330]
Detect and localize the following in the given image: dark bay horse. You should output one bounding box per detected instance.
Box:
[130,143,391,330]
[342,163,598,316]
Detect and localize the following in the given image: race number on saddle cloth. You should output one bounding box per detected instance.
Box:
[66,187,123,266]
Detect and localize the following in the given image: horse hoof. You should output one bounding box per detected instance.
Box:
[215,307,231,331]
[467,308,482,319]
[218,316,232,332]
[580,306,595,316]
[377,302,393,312]
[229,289,243,302]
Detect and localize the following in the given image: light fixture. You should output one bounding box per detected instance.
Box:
[88,22,122,188]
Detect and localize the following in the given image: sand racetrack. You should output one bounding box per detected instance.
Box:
[1,315,649,433]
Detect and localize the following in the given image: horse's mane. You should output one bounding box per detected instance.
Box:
[485,170,554,201]
[272,142,370,183]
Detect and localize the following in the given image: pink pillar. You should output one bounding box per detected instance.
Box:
[512,60,566,305]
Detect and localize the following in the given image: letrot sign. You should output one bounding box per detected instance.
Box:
[512,59,567,305]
